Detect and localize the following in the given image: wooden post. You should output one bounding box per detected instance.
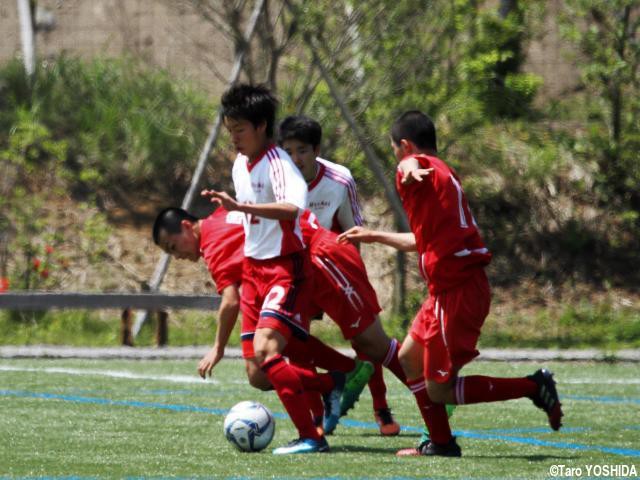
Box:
[156,311,168,347]
[121,308,133,346]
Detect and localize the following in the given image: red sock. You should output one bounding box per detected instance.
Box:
[407,377,452,445]
[294,362,325,421]
[261,354,320,440]
[455,376,537,404]
[289,362,334,394]
[357,350,387,410]
[284,336,356,372]
[381,338,407,385]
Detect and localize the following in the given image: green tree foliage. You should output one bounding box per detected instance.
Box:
[560,0,640,218]
[280,0,637,285]
[0,56,214,204]
[0,56,215,299]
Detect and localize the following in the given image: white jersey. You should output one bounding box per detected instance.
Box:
[232,144,307,259]
[307,157,363,231]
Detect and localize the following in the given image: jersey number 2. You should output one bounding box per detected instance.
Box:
[263,285,286,311]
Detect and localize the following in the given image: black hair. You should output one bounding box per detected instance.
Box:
[277,115,322,148]
[152,207,198,245]
[221,83,278,138]
[390,110,437,152]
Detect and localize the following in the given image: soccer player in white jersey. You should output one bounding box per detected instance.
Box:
[278,115,401,436]
[202,85,339,454]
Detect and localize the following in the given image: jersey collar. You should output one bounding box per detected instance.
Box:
[247,143,276,171]
[307,161,326,191]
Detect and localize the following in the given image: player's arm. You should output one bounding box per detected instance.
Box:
[337,226,417,252]
[198,284,240,379]
[201,190,299,221]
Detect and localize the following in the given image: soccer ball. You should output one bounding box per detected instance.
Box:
[223,401,275,452]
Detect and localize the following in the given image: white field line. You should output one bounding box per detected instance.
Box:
[560,378,640,385]
[1,364,640,386]
[0,365,231,385]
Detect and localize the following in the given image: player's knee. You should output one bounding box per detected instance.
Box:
[398,349,420,379]
[352,336,379,361]
[245,363,272,391]
[248,373,272,391]
[426,380,451,404]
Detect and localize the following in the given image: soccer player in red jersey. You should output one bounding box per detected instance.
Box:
[151,205,371,398]
[279,115,401,436]
[201,84,337,454]
[339,110,563,457]
[152,204,408,438]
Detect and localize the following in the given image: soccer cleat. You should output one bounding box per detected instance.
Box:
[272,436,330,454]
[396,441,426,457]
[404,404,457,452]
[322,371,346,435]
[419,437,462,457]
[527,368,563,431]
[374,408,400,436]
[339,359,375,417]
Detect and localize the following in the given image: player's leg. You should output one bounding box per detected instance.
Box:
[244,357,272,391]
[284,334,357,373]
[357,351,400,436]
[254,326,330,454]
[292,360,325,434]
[426,270,563,431]
[352,318,406,384]
[351,320,403,435]
[396,303,459,457]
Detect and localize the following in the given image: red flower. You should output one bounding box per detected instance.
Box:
[0,277,8,292]
[45,245,54,254]
[32,258,41,270]
[40,270,49,279]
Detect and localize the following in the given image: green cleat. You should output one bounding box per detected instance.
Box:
[339,359,374,417]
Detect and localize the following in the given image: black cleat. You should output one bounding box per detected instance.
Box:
[527,368,563,431]
[419,437,462,457]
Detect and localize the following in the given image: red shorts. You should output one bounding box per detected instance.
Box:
[308,232,381,340]
[409,268,490,383]
[240,252,312,359]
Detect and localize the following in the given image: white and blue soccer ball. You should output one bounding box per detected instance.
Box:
[223,401,275,452]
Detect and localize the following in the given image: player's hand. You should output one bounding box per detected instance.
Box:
[398,158,433,185]
[336,226,376,245]
[198,344,224,379]
[201,189,239,211]
[401,167,434,185]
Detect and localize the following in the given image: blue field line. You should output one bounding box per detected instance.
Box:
[2,389,639,458]
[564,394,640,405]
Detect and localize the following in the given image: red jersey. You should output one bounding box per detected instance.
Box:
[396,154,491,294]
[199,207,245,293]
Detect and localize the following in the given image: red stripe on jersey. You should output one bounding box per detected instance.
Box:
[268,149,286,202]
[247,143,276,172]
[324,168,363,226]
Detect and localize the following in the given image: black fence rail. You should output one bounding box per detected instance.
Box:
[0,291,220,347]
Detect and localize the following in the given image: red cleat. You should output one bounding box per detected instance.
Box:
[374,408,400,436]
